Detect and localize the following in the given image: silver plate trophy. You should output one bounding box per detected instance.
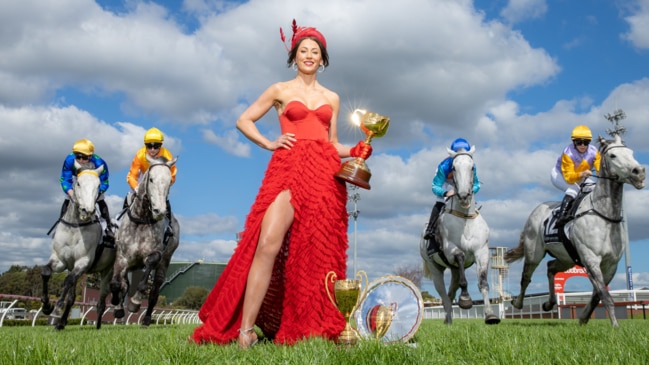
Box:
[353,275,424,343]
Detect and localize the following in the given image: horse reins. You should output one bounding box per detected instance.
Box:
[572,142,625,224]
[124,163,171,225]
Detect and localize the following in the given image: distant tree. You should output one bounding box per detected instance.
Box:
[0,265,65,299]
[24,266,43,297]
[173,286,208,310]
[420,290,435,301]
[0,265,27,295]
[393,263,423,288]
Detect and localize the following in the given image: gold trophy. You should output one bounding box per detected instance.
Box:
[335,109,390,190]
[366,304,393,339]
[325,270,369,345]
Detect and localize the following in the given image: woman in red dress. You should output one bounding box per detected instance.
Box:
[191,20,372,348]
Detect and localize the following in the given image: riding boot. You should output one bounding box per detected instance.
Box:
[424,202,445,256]
[163,200,174,244]
[424,202,444,239]
[556,195,575,225]
[98,199,115,245]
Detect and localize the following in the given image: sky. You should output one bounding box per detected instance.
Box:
[1,0,649,301]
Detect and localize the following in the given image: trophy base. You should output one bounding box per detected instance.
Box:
[336,325,359,345]
[334,158,372,190]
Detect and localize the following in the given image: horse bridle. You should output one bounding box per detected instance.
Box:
[60,169,102,228]
[448,153,479,219]
[126,163,171,225]
[573,143,627,224]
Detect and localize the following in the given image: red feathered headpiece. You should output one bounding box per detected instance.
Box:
[280,19,327,52]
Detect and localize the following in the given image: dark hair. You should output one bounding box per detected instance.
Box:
[286,37,329,68]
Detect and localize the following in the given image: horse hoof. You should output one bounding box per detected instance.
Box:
[127,301,141,313]
[542,302,554,311]
[41,305,53,316]
[114,308,125,319]
[458,298,473,310]
[142,317,151,327]
[485,315,501,325]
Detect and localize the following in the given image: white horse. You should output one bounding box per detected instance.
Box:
[110,155,179,327]
[41,162,115,330]
[420,146,500,325]
[505,135,646,326]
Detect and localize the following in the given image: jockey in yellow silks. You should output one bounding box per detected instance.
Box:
[550,125,601,224]
[126,127,177,240]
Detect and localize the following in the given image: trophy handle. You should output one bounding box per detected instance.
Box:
[325,271,338,308]
[354,270,369,310]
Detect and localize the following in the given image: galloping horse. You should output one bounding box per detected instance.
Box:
[420,146,500,325]
[505,135,645,326]
[41,162,115,330]
[110,155,179,327]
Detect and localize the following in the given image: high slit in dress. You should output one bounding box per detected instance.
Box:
[191,100,348,345]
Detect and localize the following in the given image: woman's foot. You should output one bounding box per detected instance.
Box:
[238,327,258,349]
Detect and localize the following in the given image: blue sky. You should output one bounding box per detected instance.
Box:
[1,0,648,300]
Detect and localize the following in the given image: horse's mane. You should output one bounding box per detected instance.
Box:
[150,156,169,164]
[597,134,624,153]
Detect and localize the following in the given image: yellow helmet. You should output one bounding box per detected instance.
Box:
[72,139,94,156]
[144,127,164,144]
[571,125,592,140]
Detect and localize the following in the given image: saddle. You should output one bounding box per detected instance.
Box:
[542,191,591,267]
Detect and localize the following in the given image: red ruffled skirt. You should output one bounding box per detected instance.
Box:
[192,140,348,345]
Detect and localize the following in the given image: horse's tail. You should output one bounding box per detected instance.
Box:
[422,256,433,280]
[419,232,434,280]
[504,231,526,264]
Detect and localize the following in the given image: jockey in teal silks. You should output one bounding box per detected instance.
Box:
[423,138,481,254]
[59,138,115,241]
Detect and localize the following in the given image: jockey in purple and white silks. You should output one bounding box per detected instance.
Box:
[59,138,115,240]
[550,125,601,224]
[423,138,481,248]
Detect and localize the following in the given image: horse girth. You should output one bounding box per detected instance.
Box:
[444,208,480,219]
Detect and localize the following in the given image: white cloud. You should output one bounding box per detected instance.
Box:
[500,0,548,24]
[622,0,649,49]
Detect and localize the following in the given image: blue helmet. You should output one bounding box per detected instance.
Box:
[450,138,470,152]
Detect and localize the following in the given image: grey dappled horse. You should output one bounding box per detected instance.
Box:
[420,146,500,325]
[505,135,646,326]
[110,155,179,327]
[41,162,115,330]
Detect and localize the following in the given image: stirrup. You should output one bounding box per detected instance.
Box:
[238,327,258,349]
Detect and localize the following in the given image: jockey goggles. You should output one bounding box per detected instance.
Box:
[75,153,90,160]
[145,143,162,149]
[573,139,590,146]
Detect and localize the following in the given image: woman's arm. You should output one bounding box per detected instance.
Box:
[236,83,294,151]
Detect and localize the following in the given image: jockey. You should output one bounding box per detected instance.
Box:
[423,138,481,248]
[59,138,116,241]
[551,125,600,224]
[126,127,177,241]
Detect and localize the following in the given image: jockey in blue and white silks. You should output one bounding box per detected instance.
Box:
[432,153,480,203]
[550,125,601,224]
[424,138,480,246]
[58,138,115,240]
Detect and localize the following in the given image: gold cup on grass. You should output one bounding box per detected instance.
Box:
[325,270,369,344]
[334,109,390,190]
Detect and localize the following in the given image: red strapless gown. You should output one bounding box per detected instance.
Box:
[192,101,348,345]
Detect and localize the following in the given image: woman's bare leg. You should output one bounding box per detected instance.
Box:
[239,190,294,346]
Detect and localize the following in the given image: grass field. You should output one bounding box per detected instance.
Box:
[1,319,648,364]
